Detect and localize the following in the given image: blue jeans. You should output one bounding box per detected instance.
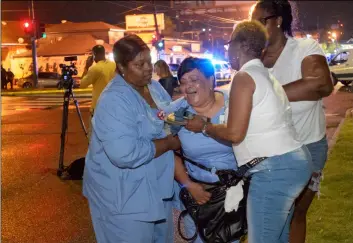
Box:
[245,146,313,243]
[306,136,328,192]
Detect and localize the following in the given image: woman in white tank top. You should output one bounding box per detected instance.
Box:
[185,21,313,243]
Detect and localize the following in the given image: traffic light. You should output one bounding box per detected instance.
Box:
[23,21,33,36]
[156,39,165,52]
[36,22,46,39]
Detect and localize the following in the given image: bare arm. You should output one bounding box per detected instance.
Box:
[153,135,180,158]
[185,71,255,144]
[174,154,192,186]
[174,154,211,204]
[283,55,333,102]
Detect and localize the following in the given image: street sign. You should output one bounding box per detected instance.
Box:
[125,13,165,31]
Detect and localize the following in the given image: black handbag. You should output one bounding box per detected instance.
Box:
[175,152,267,243]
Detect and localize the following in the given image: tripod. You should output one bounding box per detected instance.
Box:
[57,80,88,177]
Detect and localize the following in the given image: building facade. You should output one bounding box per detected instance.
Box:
[12,21,125,78]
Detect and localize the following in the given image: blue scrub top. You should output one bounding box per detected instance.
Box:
[178,90,238,183]
[83,75,178,222]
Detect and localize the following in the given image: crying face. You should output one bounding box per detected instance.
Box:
[179,69,214,108]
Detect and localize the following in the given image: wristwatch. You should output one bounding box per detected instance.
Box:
[202,122,209,137]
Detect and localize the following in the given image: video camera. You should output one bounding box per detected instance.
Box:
[59,56,78,89]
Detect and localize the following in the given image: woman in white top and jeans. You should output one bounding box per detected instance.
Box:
[186,20,312,243]
[252,1,333,242]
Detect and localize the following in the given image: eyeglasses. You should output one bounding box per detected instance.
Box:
[258,15,277,25]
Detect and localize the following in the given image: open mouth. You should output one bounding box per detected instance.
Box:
[186,91,197,95]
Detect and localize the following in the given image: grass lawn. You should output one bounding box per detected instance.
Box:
[307,118,353,243]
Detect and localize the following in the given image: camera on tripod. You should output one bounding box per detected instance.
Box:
[57,55,88,179]
[59,56,78,89]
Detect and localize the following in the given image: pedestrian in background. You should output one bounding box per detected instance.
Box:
[1,65,8,89]
[83,34,180,243]
[154,59,178,98]
[7,68,14,90]
[252,1,333,242]
[80,45,116,138]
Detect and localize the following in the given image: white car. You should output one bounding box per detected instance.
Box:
[212,60,232,80]
[329,49,353,86]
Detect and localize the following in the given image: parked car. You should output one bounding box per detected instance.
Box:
[212,60,232,80]
[17,72,80,89]
[329,49,353,87]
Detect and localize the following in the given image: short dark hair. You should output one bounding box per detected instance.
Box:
[113,35,149,72]
[92,45,105,55]
[230,20,268,58]
[177,57,215,88]
[255,0,293,36]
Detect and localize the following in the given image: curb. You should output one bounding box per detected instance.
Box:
[327,107,353,154]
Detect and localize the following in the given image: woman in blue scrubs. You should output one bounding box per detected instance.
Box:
[173,57,239,243]
[82,35,181,243]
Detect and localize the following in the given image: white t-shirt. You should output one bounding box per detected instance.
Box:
[268,37,327,145]
[226,59,302,166]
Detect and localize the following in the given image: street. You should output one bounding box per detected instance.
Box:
[1,83,353,243]
[1,95,91,117]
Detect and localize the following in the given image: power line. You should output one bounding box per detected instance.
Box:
[115,5,147,17]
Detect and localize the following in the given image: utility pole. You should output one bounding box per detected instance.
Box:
[29,0,38,88]
[153,0,160,60]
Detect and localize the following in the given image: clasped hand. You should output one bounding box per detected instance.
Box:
[187,182,211,205]
[185,115,207,133]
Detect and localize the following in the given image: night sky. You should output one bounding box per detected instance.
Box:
[2,1,353,40]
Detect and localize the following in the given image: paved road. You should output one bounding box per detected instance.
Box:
[1,96,92,117]
[1,84,352,243]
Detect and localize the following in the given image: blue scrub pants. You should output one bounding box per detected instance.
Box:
[89,200,173,243]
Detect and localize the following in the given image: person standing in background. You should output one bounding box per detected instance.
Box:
[1,65,8,89]
[154,60,178,98]
[80,45,116,115]
[7,68,14,90]
[80,45,116,138]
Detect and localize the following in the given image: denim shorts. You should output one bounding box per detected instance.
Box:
[244,146,313,243]
[306,136,328,192]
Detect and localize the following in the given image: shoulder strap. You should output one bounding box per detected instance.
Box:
[174,151,212,173]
